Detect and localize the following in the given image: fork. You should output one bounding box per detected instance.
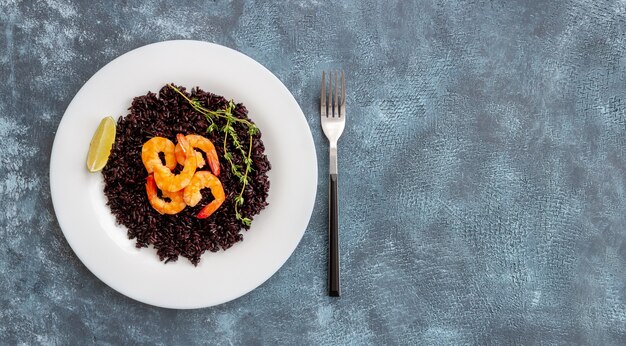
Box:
[321,70,345,297]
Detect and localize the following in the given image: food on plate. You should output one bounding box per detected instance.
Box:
[141,136,177,174]
[100,84,270,265]
[174,134,221,176]
[184,171,225,218]
[152,133,198,192]
[140,134,225,218]
[145,174,187,215]
[86,116,116,172]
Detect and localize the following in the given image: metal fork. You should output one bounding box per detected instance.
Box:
[321,70,345,297]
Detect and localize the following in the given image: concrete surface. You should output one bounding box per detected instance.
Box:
[1,0,625,344]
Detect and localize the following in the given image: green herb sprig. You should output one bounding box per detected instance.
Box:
[168,84,258,226]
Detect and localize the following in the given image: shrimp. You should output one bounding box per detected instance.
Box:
[141,137,177,174]
[154,134,197,192]
[145,175,186,215]
[175,134,221,176]
[187,151,207,169]
[183,171,225,219]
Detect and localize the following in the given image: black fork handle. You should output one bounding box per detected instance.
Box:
[329,173,340,297]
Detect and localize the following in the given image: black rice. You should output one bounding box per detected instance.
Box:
[102,84,270,265]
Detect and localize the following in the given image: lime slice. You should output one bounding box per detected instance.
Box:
[86,116,116,172]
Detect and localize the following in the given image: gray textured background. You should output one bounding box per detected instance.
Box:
[1,0,626,344]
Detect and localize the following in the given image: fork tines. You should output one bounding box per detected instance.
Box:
[321,70,345,118]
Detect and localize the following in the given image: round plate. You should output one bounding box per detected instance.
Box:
[50,40,317,309]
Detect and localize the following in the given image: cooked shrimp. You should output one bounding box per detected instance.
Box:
[175,134,221,176]
[154,134,197,192]
[183,171,225,219]
[145,175,186,215]
[188,151,207,169]
[141,137,177,174]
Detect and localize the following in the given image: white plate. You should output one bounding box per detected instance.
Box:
[50,40,317,309]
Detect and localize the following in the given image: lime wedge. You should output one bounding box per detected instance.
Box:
[87,116,116,172]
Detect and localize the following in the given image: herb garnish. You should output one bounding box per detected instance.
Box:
[168,84,258,226]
